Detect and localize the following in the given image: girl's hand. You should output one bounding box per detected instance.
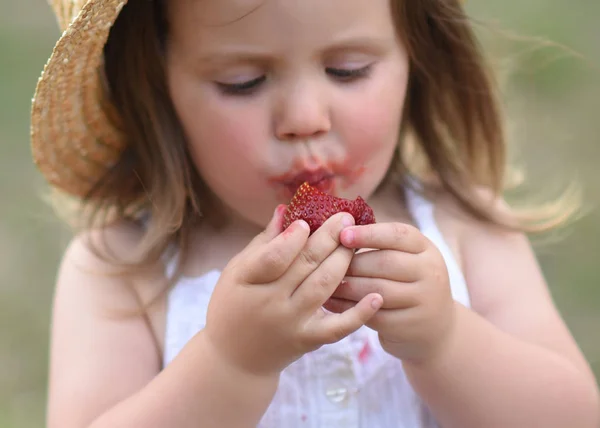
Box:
[324,222,456,363]
[203,206,383,377]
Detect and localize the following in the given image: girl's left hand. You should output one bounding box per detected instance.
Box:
[324,222,457,364]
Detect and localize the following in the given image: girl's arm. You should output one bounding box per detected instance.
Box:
[403,205,600,428]
[47,227,277,428]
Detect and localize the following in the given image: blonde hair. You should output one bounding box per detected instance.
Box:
[53,0,579,285]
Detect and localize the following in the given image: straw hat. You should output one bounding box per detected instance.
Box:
[30,0,129,198]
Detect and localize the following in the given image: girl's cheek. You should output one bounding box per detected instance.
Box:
[347,101,402,153]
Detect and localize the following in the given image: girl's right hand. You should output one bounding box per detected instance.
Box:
[202,205,383,376]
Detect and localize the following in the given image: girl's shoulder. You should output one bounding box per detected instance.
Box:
[61,218,170,316]
[62,220,152,281]
[47,221,166,427]
[57,219,169,326]
[430,188,595,381]
[61,220,144,279]
[430,187,543,310]
[433,187,585,361]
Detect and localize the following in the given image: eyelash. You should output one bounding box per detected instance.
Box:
[216,76,267,95]
[216,65,373,96]
[326,65,373,81]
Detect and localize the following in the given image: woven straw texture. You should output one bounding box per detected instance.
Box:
[31,0,128,198]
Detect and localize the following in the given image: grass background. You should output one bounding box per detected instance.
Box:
[1,1,599,426]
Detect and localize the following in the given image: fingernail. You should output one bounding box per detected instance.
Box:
[297,220,310,231]
[342,215,355,228]
[371,296,383,310]
[343,229,355,245]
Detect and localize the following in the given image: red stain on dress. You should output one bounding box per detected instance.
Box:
[358,339,371,364]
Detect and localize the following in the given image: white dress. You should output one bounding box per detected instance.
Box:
[162,188,471,427]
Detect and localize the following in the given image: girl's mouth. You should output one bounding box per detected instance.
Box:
[269,167,336,197]
[268,158,366,199]
[284,169,335,195]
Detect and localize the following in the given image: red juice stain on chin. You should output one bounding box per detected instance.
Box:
[328,160,366,191]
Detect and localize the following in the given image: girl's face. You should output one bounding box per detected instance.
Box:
[166,0,409,228]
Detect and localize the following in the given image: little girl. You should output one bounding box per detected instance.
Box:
[31,0,599,427]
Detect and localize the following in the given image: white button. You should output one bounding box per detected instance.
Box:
[325,387,349,404]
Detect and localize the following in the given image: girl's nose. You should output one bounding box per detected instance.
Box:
[274,79,331,141]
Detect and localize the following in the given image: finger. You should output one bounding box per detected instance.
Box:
[290,242,354,308]
[340,223,428,253]
[243,219,311,284]
[281,212,355,291]
[251,204,289,247]
[322,297,355,314]
[364,306,420,335]
[331,277,419,309]
[346,250,421,282]
[304,293,383,345]
[242,205,288,257]
[323,300,419,343]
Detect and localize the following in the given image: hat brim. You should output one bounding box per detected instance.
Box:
[31,0,129,198]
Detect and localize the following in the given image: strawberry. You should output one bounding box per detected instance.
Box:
[282,182,375,234]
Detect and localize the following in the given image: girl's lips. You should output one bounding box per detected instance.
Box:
[268,159,366,198]
[284,170,334,192]
[285,175,334,195]
[269,168,336,197]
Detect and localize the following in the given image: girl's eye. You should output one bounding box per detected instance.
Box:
[326,65,373,82]
[214,64,373,95]
[216,75,266,95]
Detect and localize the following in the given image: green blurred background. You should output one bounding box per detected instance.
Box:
[1,1,599,427]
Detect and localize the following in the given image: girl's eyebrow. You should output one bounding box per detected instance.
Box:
[196,35,391,67]
[321,35,391,55]
[197,51,274,67]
